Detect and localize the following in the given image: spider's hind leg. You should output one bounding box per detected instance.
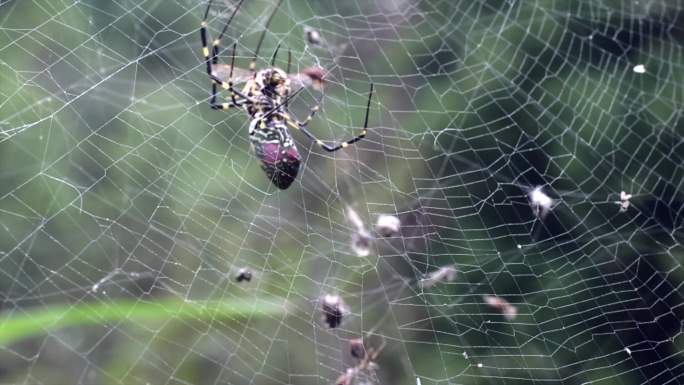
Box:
[289,83,374,152]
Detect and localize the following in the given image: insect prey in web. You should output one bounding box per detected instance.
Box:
[419,264,457,289]
[617,191,633,212]
[483,295,517,321]
[235,267,253,282]
[375,214,400,237]
[528,186,553,219]
[321,294,349,328]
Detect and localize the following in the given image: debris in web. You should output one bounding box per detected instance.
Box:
[302,23,349,66]
[419,265,457,289]
[291,66,326,91]
[335,368,357,385]
[351,232,372,257]
[91,268,150,294]
[618,191,633,212]
[335,336,385,385]
[304,26,322,46]
[633,64,646,73]
[235,268,253,282]
[347,206,366,232]
[321,294,349,328]
[529,186,553,219]
[347,206,372,257]
[350,338,366,359]
[483,295,517,321]
[375,214,400,237]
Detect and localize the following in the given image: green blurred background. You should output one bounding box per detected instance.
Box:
[1,0,683,384]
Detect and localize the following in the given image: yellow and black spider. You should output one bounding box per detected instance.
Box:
[200,0,374,189]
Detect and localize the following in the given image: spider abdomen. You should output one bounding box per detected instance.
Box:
[250,120,301,189]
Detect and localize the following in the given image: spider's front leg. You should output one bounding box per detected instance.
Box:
[200,0,252,110]
[207,43,257,110]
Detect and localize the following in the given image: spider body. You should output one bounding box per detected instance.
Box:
[200,0,373,189]
[246,67,301,189]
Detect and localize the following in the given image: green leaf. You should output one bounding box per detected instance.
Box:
[0,297,287,347]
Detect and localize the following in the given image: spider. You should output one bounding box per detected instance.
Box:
[200,0,374,189]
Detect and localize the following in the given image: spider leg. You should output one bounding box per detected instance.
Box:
[201,0,248,109]
[207,44,251,109]
[227,41,243,106]
[285,49,292,108]
[286,49,292,75]
[283,76,323,129]
[270,43,282,66]
[208,83,248,110]
[201,0,246,74]
[289,83,374,152]
[210,74,256,103]
[370,338,386,361]
[249,0,284,74]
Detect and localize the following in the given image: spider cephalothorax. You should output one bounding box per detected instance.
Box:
[243,67,290,117]
[254,68,289,96]
[200,0,373,189]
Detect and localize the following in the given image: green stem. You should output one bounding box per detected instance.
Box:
[0,296,287,347]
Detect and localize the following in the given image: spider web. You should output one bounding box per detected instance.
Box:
[1,0,684,384]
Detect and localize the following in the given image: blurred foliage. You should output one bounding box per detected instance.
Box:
[0,0,683,384]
